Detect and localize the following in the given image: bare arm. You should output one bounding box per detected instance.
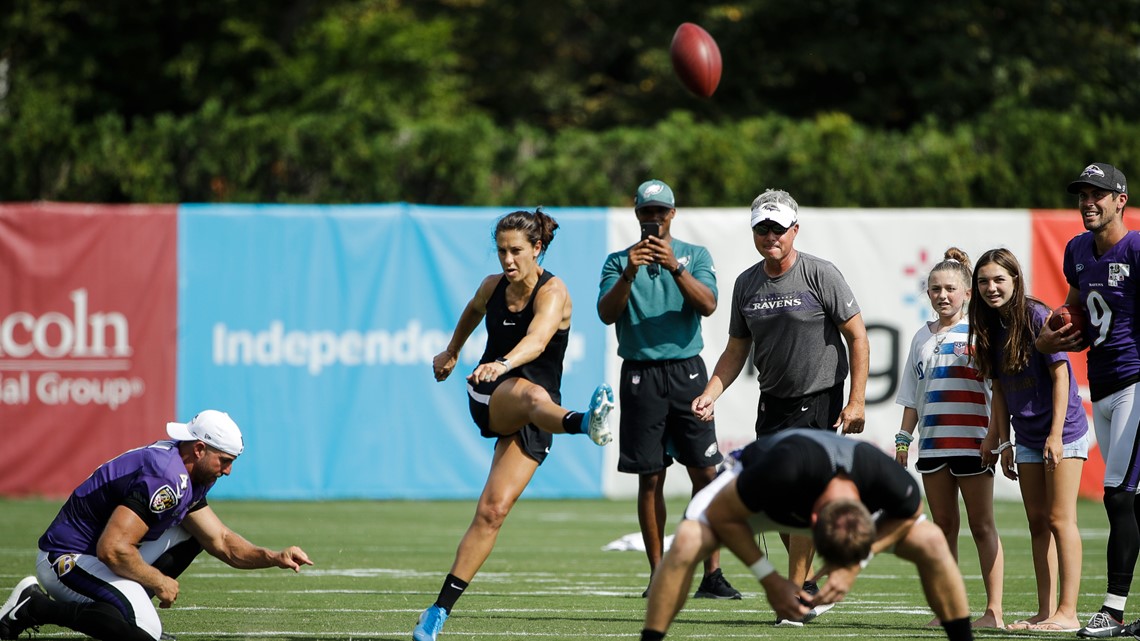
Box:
[1044,360,1068,472]
[97,506,180,607]
[468,276,571,385]
[433,275,497,382]
[182,506,313,571]
[597,254,638,325]
[836,313,869,434]
[692,336,753,421]
[704,479,810,621]
[896,406,919,468]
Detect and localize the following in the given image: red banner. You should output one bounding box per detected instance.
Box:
[1031,208,1103,499]
[0,203,177,496]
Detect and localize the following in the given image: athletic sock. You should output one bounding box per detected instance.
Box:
[29,597,154,641]
[1101,604,1125,623]
[640,630,666,641]
[941,616,971,641]
[151,537,204,579]
[562,411,584,434]
[1103,488,1139,599]
[435,574,469,614]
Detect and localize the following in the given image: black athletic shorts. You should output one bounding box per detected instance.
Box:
[617,355,723,474]
[468,387,552,465]
[755,383,844,436]
[915,455,992,477]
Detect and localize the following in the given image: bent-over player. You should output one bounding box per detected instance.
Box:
[640,429,974,641]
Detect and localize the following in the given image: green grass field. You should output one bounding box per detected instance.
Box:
[0,496,1129,640]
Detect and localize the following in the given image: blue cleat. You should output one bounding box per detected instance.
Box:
[412,604,448,641]
[585,383,615,446]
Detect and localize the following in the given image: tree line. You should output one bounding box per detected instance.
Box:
[2,0,1137,207]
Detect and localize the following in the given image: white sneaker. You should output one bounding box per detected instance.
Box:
[585,383,614,446]
[775,618,805,627]
[802,601,835,623]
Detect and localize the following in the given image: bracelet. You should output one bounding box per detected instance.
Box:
[895,431,914,453]
[749,557,776,582]
[990,441,1012,455]
[621,271,635,284]
[859,551,874,569]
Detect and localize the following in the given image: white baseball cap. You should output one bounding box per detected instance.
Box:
[750,201,798,228]
[167,410,244,456]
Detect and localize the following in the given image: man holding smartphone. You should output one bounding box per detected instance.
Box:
[597,179,739,599]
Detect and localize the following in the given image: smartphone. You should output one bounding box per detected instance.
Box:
[640,222,662,241]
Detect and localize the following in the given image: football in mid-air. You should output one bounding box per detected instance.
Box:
[1047,304,1086,334]
[670,23,722,98]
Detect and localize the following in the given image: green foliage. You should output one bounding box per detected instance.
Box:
[2,0,1139,205]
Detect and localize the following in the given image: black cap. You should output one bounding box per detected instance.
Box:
[1067,163,1128,195]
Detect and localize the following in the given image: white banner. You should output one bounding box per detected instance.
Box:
[602,207,1033,501]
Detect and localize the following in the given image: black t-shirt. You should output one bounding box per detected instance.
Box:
[735,430,920,529]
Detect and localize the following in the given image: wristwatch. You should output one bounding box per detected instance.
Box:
[670,262,686,277]
[495,357,511,371]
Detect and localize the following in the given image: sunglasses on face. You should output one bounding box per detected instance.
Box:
[752,222,789,236]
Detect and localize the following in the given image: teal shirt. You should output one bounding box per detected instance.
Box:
[598,238,717,361]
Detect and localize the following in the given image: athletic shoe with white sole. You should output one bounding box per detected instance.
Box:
[774,580,834,626]
[1078,611,1125,638]
[801,601,835,623]
[693,569,742,600]
[586,383,614,446]
[0,576,44,641]
[413,604,448,641]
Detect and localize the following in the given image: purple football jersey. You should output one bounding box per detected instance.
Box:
[38,440,214,556]
[1063,230,1140,398]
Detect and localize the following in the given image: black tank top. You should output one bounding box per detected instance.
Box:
[476,270,569,404]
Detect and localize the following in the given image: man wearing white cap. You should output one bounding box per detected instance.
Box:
[691,188,869,625]
[0,410,312,641]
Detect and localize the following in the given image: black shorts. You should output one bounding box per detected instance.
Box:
[755,383,844,436]
[618,356,723,474]
[915,455,992,477]
[468,387,552,465]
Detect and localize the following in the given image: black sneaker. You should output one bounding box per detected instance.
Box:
[160,633,178,640]
[1078,611,1126,638]
[0,576,45,641]
[693,568,742,600]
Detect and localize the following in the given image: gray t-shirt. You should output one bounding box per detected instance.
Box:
[728,252,860,398]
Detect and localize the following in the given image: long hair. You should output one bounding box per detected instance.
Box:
[494,207,559,260]
[813,499,874,567]
[967,248,1041,378]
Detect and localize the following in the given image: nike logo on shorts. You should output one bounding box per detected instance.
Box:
[801,405,810,412]
[689,373,699,379]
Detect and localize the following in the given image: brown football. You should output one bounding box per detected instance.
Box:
[1047,304,1086,334]
[670,23,722,98]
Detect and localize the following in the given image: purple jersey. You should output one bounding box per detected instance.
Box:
[995,302,1089,449]
[1063,230,1140,399]
[38,440,213,556]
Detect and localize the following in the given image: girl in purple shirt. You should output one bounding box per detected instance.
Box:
[969,248,1089,633]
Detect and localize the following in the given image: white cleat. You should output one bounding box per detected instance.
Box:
[586,384,615,446]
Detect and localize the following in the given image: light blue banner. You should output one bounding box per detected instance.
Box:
[177,204,609,499]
